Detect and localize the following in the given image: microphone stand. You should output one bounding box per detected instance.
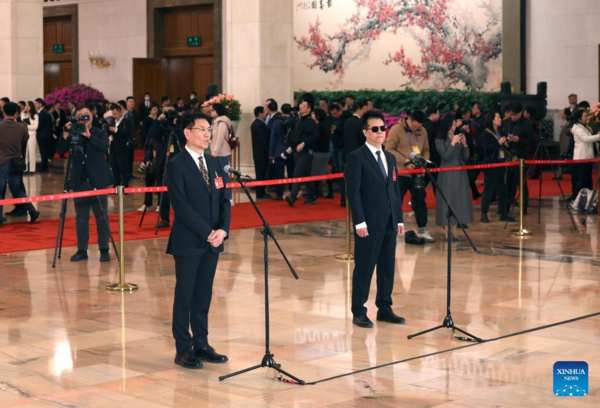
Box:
[407,163,482,343]
[219,175,304,384]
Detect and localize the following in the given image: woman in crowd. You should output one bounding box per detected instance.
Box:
[21,101,39,174]
[435,115,473,241]
[138,103,160,212]
[210,103,233,201]
[310,108,334,199]
[571,109,600,200]
[480,111,514,223]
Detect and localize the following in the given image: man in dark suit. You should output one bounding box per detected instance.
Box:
[35,98,53,172]
[166,112,231,369]
[251,106,271,199]
[139,92,153,123]
[342,100,370,160]
[108,104,134,187]
[62,106,114,262]
[345,110,405,328]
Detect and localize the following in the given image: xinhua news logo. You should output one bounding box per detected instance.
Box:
[553,361,588,397]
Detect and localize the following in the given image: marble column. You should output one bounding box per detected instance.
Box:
[223,0,293,172]
[0,0,44,101]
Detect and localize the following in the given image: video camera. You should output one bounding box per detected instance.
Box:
[66,115,90,147]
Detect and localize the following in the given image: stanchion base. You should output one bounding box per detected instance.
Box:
[511,229,532,237]
[106,283,139,292]
[335,253,354,261]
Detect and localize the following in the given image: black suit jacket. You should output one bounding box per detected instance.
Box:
[343,115,366,159]
[345,144,403,231]
[139,101,152,122]
[111,117,134,151]
[251,119,271,161]
[69,127,114,191]
[166,149,231,256]
[36,109,53,140]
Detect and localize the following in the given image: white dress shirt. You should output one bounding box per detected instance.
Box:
[185,145,208,172]
[355,142,403,230]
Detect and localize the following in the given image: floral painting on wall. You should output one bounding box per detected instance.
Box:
[293,0,502,91]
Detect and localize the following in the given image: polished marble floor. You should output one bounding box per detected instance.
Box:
[0,161,599,407]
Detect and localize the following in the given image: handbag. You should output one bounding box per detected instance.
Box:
[9,157,26,175]
[226,123,239,150]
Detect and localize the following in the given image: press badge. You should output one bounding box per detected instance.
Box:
[169,145,175,153]
[214,171,224,189]
[393,167,397,182]
[412,145,421,155]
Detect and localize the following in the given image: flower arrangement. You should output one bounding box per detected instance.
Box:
[588,103,600,132]
[44,84,105,106]
[202,94,241,121]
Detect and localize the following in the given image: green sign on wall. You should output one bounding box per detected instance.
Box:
[53,44,64,54]
[187,36,200,47]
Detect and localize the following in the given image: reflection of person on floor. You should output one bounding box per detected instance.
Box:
[344,110,405,329]
[62,106,114,263]
[167,112,231,369]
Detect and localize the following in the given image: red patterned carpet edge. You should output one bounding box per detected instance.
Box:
[0,171,577,254]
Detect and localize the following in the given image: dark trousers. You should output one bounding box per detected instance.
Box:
[0,163,36,217]
[351,217,396,316]
[399,176,428,228]
[37,136,50,170]
[273,157,294,198]
[173,253,219,353]
[74,181,110,251]
[468,168,481,198]
[144,171,159,206]
[507,166,529,209]
[290,152,315,199]
[481,167,507,216]
[1,176,28,212]
[573,162,594,200]
[253,158,269,198]
[111,151,131,187]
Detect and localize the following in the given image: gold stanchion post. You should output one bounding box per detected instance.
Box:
[106,186,139,292]
[336,197,354,261]
[511,159,532,237]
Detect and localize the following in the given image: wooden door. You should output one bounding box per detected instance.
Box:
[133,58,168,107]
[44,62,72,95]
[167,58,194,102]
[194,57,214,99]
[43,16,73,95]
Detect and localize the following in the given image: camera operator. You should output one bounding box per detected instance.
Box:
[384,110,435,243]
[108,103,134,187]
[62,106,114,262]
[148,104,186,228]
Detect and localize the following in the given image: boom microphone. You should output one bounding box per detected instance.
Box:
[224,165,251,178]
[409,151,434,166]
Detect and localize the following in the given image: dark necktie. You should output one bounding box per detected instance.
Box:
[198,156,211,193]
[376,151,387,179]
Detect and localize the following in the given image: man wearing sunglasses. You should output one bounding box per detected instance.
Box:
[384,110,434,243]
[166,112,231,369]
[345,110,405,328]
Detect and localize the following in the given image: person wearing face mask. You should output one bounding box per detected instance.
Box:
[61,106,114,262]
[139,92,153,126]
[434,115,473,241]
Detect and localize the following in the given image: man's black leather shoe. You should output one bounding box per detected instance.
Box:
[29,210,40,223]
[157,219,170,229]
[499,215,516,222]
[194,346,228,363]
[7,208,27,217]
[175,350,203,369]
[100,250,110,262]
[376,309,406,324]
[70,250,88,262]
[352,315,374,328]
[480,215,490,224]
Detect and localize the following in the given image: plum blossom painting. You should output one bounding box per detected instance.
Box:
[293,0,502,91]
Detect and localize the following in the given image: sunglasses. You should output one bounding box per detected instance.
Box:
[367,125,387,133]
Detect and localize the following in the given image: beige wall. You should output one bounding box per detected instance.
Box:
[0,0,44,101]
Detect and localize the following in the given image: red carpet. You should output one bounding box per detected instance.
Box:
[0,171,582,254]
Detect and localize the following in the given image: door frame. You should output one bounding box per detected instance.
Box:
[147,0,222,95]
[43,4,79,86]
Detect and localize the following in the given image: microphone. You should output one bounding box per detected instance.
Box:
[409,151,434,166]
[224,165,251,178]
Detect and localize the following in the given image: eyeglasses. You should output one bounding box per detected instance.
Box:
[367,125,387,133]
[189,127,212,133]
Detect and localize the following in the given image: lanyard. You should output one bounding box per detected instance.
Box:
[407,131,418,145]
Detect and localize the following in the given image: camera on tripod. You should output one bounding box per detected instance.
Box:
[66,115,90,145]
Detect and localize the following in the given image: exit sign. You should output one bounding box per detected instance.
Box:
[187,36,200,47]
[53,44,64,54]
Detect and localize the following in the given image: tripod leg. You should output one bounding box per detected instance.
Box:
[218,364,263,381]
[138,207,147,227]
[407,325,445,339]
[272,366,305,384]
[94,195,120,261]
[57,199,68,259]
[52,199,68,268]
[451,326,483,342]
[540,145,577,230]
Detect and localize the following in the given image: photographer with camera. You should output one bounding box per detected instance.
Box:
[384,110,434,243]
[62,106,114,262]
[108,103,134,188]
[147,104,186,228]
